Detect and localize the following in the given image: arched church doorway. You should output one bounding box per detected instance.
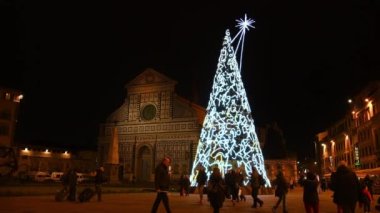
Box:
[137,146,152,182]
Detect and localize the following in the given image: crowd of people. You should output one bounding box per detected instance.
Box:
[150,158,270,213]
[55,158,379,213]
[59,166,108,202]
[150,158,378,213]
[54,158,379,213]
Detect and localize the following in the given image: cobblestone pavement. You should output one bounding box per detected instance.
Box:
[1,187,379,213]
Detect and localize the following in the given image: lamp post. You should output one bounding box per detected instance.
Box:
[321,143,326,175]
[314,141,320,175]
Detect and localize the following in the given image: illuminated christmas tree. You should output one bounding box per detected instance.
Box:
[190,15,270,186]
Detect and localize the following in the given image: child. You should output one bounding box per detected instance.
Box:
[360,185,372,213]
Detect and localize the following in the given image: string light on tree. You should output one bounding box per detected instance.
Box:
[189,14,270,187]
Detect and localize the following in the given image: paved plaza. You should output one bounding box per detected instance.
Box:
[1,188,379,213]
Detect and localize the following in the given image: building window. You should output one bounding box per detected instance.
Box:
[141,104,157,121]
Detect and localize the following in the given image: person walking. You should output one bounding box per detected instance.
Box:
[225,169,238,205]
[250,167,264,208]
[359,185,372,213]
[224,169,233,200]
[363,174,374,199]
[67,168,78,202]
[235,168,246,202]
[196,166,207,204]
[151,157,172,213]
[320,178,327,192]
[178,173,190,196]
[60,170,69,193]
[300,172,319,213]
[289,178,295,190]
[207,167,225,213]
[94,166,107,202]
[272,171,289,213]
[330,161,360,213]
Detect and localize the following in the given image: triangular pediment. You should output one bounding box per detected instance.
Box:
[126,68,177,88]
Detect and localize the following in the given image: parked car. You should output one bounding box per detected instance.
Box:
[34,171,52,182]
[50,172,64,182]
[76,173,90,183]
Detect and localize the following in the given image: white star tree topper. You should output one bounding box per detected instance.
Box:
[233,14,255,72]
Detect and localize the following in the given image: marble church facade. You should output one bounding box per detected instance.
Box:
[97,69,205,182]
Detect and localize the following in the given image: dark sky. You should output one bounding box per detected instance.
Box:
[2,1,379,159]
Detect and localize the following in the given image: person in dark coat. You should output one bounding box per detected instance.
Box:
[330,161,360,213]
[179,173,190,196]
[94,166,106,202]
[225,169,238,205]
[66,168,78,202]
[235,168,246,202]
[320,177,327,192]
[196,166,208,204]
[359,184,373,213]
[60,171,69,192]
[224,169,233,199]
[363,174,374,199]
[272,171,289,213]
[207,167,225,213]
[151,157,172,213]
[250,167,264,208]
[301,172,319,213]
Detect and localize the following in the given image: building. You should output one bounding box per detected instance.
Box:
[258,124,298,182]
[0,87,23,176]
[316,81,380,177]
[0,87,23,147]
[97,68,205,182]
[98,68,298,184]
[0,87,97,178]
[15,146,97,176]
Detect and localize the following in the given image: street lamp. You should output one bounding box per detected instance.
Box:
[313,141,319,175]
[321,143,326,174]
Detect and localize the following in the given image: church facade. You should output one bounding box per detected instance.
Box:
[97,68,205,182]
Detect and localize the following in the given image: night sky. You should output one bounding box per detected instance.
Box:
[2,1,379,160]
